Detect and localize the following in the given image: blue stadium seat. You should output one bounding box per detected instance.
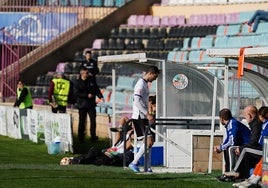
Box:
[106,76,137,92]
[226,24,241,36]
[214,36,228,48]
[81,0,92,6]
[92,0,103,6]
[256,22,268,34]
[115,0,126,7]
[38,0,46,5]
[237,11,255,23]
[59,0,68,6]
[104,0,114,6]
[70,0,79,5]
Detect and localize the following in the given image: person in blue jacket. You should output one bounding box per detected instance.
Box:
[224,106,268,180]
[214,108,251,175]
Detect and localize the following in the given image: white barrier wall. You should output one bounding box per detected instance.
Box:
[0,105,73,153]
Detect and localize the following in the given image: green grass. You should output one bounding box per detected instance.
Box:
[0,135,233,188]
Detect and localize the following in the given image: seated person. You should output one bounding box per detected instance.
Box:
[214,108,251,181]
[60,119,134,166]
[225,106,268,180]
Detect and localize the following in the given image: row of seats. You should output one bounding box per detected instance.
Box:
[125,11,254,27]
[169,33,268,63]
[108,25,217,39]
[92,38,184,51]
[127,15,186,27]
[92,49,169,59]
[37,0,129,7]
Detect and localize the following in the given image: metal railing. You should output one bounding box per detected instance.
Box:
[0,3,117,101]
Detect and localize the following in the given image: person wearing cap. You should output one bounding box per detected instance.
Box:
[48,72,75,113]
[14,79,33,109]
[73,67,104,142]
[80,50,99,78]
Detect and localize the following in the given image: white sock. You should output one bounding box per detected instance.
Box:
[248,174,256,181]
[146,148,152,169]
[250,175,261,184]
[132,143,145,165]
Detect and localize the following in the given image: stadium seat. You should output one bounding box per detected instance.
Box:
[136,15,145,27]
[225,12,239,24]
[181,37,191,50]
[167,51,188,62]
[64,63,73,74]
[237,11,255,23]
[256,22,268,34]
[59,0,68,6]
[81,0,92,7]
[226,36,242,48]
[216,24,241,36]
[240,24,252,35]
[104,0,114,6]
[160,16,169,27]
[206,14,226,25]
[92,0,103,6]
[92,39,103,49]
[70,0,79,6]
[56,62,66,73]
[177,15,186,26]
[152,16,160,27]
[38,0,46,5]
[144,15,153,27]
[214,36,228,48]
[127,15,137,26]
[115,0,126,7]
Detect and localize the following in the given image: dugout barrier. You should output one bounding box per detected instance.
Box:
[0,105,73,153]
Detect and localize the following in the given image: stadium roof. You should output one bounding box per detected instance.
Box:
[207,46,268,105]
[206,46,268,69]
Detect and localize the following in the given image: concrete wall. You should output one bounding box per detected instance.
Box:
[192,135,223,173]
[151,2,268,18]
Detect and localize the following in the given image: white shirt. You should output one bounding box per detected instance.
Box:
[131,78,149,119]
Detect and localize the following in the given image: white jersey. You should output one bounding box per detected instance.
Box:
[131,78,149,119]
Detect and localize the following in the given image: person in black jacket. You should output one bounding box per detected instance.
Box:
[80,50,99,78]
[14,80,33,109]
[228,105,262,172]
[74,67,104,142]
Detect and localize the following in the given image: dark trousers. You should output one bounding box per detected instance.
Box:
[223,148,231,172]
[234,146,262,179]
[78,108,97,142]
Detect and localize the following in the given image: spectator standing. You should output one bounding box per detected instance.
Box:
[80,50,99,78]
[14,80,33,109]
[74,67,104,142]
[214,108,251,179]
[128,65,160,173]
[48,72,75,113]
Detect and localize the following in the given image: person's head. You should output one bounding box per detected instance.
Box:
[85,51,91,60]
[144,66,160,82]
[55,72,64,79]
[219,108,232,126]
[148,95,156,114]
[80,67,89,80]
[17,80,24,90]
[243,105,258,124]
[258,106,268,122]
